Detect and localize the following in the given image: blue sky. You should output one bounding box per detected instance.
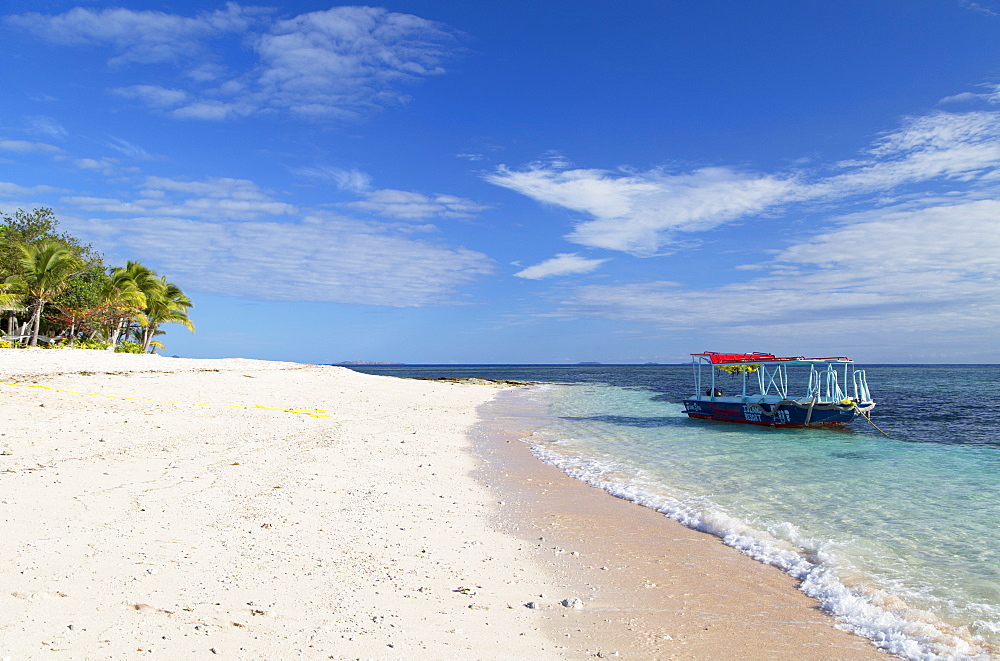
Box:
[2,1,1000,364]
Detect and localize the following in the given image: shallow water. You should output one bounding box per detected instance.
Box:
[347,364,1000,660]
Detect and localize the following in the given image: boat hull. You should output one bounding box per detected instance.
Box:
[682,398,862,427]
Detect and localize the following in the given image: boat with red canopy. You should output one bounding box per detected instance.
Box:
[682,352,875,427]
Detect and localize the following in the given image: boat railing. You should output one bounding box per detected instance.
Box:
[808,367,846,402]
[759,364,788,398]
[852,369,871,402]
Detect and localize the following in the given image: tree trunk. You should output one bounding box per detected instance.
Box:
[141,324,156,352]
[109,318,124,345]
[28,301,43,347]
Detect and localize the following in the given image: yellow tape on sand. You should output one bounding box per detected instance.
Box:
[0,382,329,418]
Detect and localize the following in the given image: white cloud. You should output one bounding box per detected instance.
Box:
[959,1,1000,16]
[64,176,295,221]
[56,175,493,306]
[169,100,253,121]
[295,166,373,192]
[487,164,799,255]
[348,189,488,220]
[514,253,609,279]
[10,4,457,121]
[291,168,489,221]
[0,181,64,197]
[24,116,67,139]
[252,6,453,117]
[5,3,260,65]
[73,157,120,175]
[0,139,62,154]
[488,108,1000,256]
[105,137,154,160]
[70,211,493,306]
[939,92,982,105]
[560,198,1000,339]
[113,85,189,108]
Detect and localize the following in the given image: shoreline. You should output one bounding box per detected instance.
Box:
[473,388,883,660]
[1,349,881,659]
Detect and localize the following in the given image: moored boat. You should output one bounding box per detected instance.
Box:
[682,352,875,427]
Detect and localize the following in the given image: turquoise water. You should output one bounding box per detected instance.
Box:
[347,364,1000,660]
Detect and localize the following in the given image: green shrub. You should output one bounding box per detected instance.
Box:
[66,339,111,350]
[0,341,13,349]
[114,341,144,354]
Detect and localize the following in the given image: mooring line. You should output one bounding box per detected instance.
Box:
[860,409,891,438]
[0,382,329,418]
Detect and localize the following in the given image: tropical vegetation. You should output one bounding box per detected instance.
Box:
[1,208,194,352]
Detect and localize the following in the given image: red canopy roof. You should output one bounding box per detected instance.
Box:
[693,352,851,364]
[697,352,777,364]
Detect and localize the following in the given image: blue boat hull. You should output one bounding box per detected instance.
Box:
[682,398,861,427]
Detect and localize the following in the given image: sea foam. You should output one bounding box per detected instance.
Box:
[528,440,994,661]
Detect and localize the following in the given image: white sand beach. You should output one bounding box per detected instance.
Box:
[0,350,882,659]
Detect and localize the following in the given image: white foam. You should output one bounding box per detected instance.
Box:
[528,442,994,661]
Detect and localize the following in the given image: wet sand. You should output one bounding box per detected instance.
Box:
[473,390,885,660]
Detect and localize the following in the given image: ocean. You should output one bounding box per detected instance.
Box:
[344,363,1000,660]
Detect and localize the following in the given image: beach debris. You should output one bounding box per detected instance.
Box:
[560,597,584,609]
[453,586,477,596]
[524,601,540,609]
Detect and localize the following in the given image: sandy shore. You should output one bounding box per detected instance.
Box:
[0,350,883,659]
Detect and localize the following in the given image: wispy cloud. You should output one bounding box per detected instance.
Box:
[8,4,458,121]
[0,181,65,197]
[0,139,63,154]
[71,211,493,306]
[487,107,1000,255]
[939,83,1000,106]
[488,94,1000,346]
[252,6,454,117]
[347,189,488,220]
[105,136,155,160]
[959,0,1000,16]
[560,197,1000,340]
[487,164,799,255]
[23,116,67,139]
[113,85,189,109]
[73,157,125,176]
[514,253,609,279]
[65,176,295,221]
[295,166,373,192]
[5,3,261,66]
[55,174,493,306]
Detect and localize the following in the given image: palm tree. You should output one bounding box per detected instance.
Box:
[139,278,194,352]
[102,264,148,344]
[4,241,83,346]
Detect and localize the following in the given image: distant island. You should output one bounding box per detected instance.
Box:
[333,361,406,365]
[577,361,602,365]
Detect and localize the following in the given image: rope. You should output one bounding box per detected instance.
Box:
[0,382,329,418]
[858,407,891,438]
